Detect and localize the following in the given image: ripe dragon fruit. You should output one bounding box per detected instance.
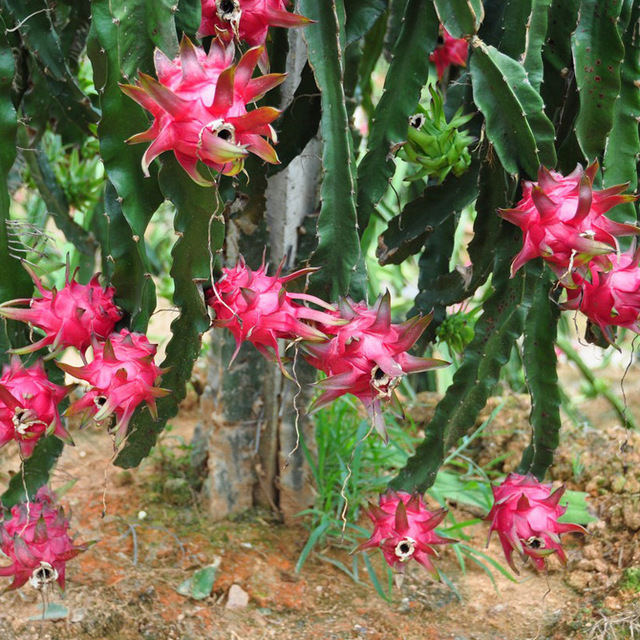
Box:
[198,0,311,52]
[121,36,285,184]
[356,490,455,579]
[0,357,70,458]
[499,162,640,285]
[561,245,640,344]
[59,330,169,447]
[0,487,87,591]
[205,257,341,370]
[485,473,587,573]
[429,26,468,80]
[0,264,122,356]
[301,293,448,440]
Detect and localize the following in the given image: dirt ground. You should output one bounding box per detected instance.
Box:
[1,346,640,640]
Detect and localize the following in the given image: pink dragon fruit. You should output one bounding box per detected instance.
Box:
[0,487,87,591]
[121,36,285,184]
[499,162,639,285]
[301,293,448,439]
[59,330,169,446]
[198,0,311,51]
[356,490,455,579]
[561,245,640,344]
[485,473,587,573]
[0,264,122,356]
[0,357,70,458]
[430,27,468,80]
[205,257,341,370]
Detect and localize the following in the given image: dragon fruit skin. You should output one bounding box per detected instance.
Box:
[121,36,285,184]
[356,491,455,578]
[499,162,640,285]
[561,245,640,343]
[59,330,169,446]
[0,265,122,356]
[205,257,341,369]
[485,473,587,573]
[0,357,71,458]
[301,293,448,440]
[0,487,87,591]
[198,0,311,50]
[429,27,468,80]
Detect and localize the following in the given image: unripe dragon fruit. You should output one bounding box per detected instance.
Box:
[60,330,169,446]
[356,490,455,579]
[0,264,122,356]
[561,245,640,344]
[429,26,468,80]
[499,162,639,285]
[301,293,448,440]
[0,487,87,591]
[121,36,285,183]
[0,357,70,458]
[198,0,311,52]
[205,257,341,370]
[401,86,475,184]
[485,473,587,573]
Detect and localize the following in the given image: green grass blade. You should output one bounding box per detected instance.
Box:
[296,518,331,573]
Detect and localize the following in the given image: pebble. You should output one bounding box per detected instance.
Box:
[226,584,249,610]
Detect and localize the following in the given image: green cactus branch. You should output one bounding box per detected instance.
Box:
[301,0,364,301]
[518,266,562,480]
[115,161,222,468]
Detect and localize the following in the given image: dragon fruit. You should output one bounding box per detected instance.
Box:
[430,26,468,80]
[499,162,639,285]
[485,473,587,573]
[356,490,455,579]
[561,245,640,344]
[121,36,285,184]
[198,0,311,52]
[205,257,341,369]
[59,330,169,446]
[301,293,448,439]
[0,264,121,356]
[0,357,70,458]
[0,487,87,591]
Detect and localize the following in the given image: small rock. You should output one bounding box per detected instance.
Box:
[603,596,622,611]
[567,570,591,591]
[623,499,640,531]
[70,609,86,623]
[226,584,249,609]
[138,510,148,520]
[488,603,507,615]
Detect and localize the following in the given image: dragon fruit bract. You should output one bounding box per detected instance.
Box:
[356,491,454,579]
[121,36,285,183]
[301,293,448,439]
[430,26,468,80]
[198,0,311,50]
[0,265,121,356]
[205,257,339,369]
[0,487,87,591]
[485,473,586,573]
[60,330,168,446]
[0,357,70,458]
[561,245,640,343]
[499,162,639,285]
